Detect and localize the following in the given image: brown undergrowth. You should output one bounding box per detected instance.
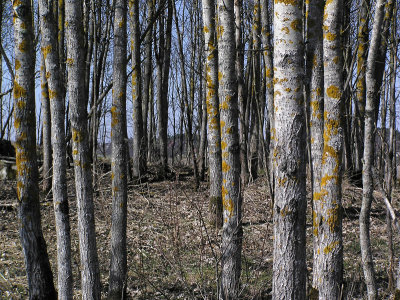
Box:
[0,165,399,299]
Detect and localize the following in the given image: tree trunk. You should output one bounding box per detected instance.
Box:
[65,0,101,298]
[201,0,223,228]
[315,0,345,297]
[305,0,324,292]
[40,57,52,193]
[360,0,386,297]
[272,0,307,297]
[38,0,74,298]
[108,0,128,297]
[234,0,249,185]
[131,0,146,179]
[217,0,243,298]
[13,1,57,298]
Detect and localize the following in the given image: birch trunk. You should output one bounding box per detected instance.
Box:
[217,0,243,298]
[13,0,57,298]
[65,0,101,298]
[38,0,74,298]
[202,0,223,228]
[272,0,307,297]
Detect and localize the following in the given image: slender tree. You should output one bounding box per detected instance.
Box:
[13,0,57,298]
[314,0,345,297]
[38,0,74,298]
[305,0,324,292]
[65,0,101,298]
[131,0,146,178]
[272,0,307,297]
[201,0,223,227]
[217,0,243,297]
[109,0,128,297]
[360,0,386,297]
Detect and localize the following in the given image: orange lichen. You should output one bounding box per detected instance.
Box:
[111,106,119,127]
[323,241,339,254]
[15,60,21,70]
[42,45,52,59]
[14,81,27,99]
[275,0,298,5]
[290,19,301,32]
[72,128,83,143]
[222,161,230,173]
[18,40,27,53]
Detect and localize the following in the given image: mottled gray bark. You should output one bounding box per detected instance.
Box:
[38,0,73,298]
[360,0,386,298]
[40,58,52,193]
[108,0,128,298]
[305,0,324,292]
[65,0,101,298]
[217,0,243,298]
[201,0,222,227]
[272,0,307,297]
[315,0,345,297]
[130,0,146,178]
[234,0,249,185]
[13,1,57,298]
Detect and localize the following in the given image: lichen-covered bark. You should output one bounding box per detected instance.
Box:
[40,58,52,193]
[38,0,73,298]
[354,0,369,171]
[234,0,249,185]
[305,0,324,292]
[130,0,145,178]
[13,0,57,298]
[260,0,274,187]
[217,0,243,298]
[109,0,128,298]
[65,0,101,298]
[272,0,306,297]
[360,0,386,298]
[314,0,344,298]
[201,0,223,228]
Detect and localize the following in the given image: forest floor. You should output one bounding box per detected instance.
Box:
[0,164,399,299]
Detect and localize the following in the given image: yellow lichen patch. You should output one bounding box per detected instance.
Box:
[111,172,115,180]
[72,128,83,143]
[217,25,224,40]
[280,205,291,217]
[290,19,301,32]
[42,45,52,59]
[46,72,51,79]
[327,85,340,99]
[72,149,78,156]
[14,118,21,129]
[18,40,27,53]
[285,88,292,92]
[326,206,340,232]
[321,173,338,187]
[313,211,319,236]
[15,60,21,71]
[226,127,233,134]
[218,71,223,82]
[310,101,322,119]
[281,27,289,34]
[278,177,287,187]
[203,25,209,33]
[222,161,230,173]
[221,140,227,150]
[66,58,74,66]
[332,56,339,64]
[324,32,337,41]
[322,144,338,165]
[271,128,276,141]
[16,100,26,109]
[323,118,339,143]
[49,90,57,100]
[118,18,125,28]
[323,241,339,254]
[220,120,226,128]
[17,181,24,200]
[314,188,328,201]
[210,117,219,130]
[14,81,27,99]
[266,68,272,78]
[275,0,298,5]
[111,106,119,127]
[274,90,282,97]
[220,99,229,110]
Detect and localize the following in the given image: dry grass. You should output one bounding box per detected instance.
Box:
[0,166,399,299]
